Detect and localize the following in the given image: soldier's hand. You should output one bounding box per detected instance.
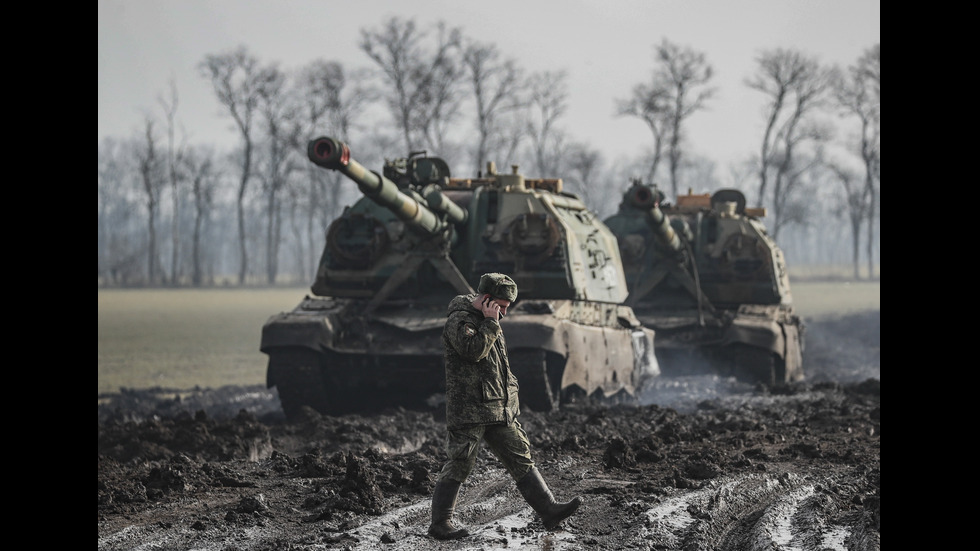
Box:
[473,294,501,320]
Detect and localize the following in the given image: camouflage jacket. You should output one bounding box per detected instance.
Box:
[442,294,521,429]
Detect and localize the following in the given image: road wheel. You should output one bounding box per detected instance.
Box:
[268,348,329,421]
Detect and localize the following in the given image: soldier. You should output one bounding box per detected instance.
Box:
[428,272,582,540]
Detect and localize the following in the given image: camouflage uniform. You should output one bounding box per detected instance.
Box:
[429,273,581,540]
[437,286,533,483]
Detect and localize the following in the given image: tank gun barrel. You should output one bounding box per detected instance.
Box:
[308,136,456,235]
[646,200,684,254]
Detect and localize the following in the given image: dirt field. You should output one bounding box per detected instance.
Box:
[98,310,879,551]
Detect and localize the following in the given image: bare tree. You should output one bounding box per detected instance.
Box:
[418,23,466,158]
[135,118,165,285]
[284,185,308,285]
[158,78,187,286]
[295,60,374,275]
[359,17,464,155]
[834,44,880,280]
[296,59,374,142]
[746,48,826,206]
[616,81,670,184]
[182,146,219,286]
[526,71,569,176]
[255,64,303,285]
[99,139,115,283]
[769,150,824,240]
[99,137,143,285]
[656,39,715,198]
[617,39,714,196]
[462,40,526,174]
[824,161,868,279]
[199,46,278,285]
[746,48,831,237]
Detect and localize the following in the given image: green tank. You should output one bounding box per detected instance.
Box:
[603,181,805,385]
[260,137,658,420]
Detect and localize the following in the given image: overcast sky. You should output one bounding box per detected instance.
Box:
[98,0,880,172]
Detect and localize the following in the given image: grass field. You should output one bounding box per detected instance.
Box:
[98,288,305,395]
[97,280,880,395]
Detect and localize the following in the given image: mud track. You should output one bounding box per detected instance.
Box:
[98,311,879,551]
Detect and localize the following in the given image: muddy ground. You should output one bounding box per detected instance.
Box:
[98,310,879,551]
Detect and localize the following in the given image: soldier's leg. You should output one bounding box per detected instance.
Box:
[482,421,535,481]
[485,422,582,531]
[430,426,484,540]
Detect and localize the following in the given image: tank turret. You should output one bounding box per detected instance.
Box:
[260,138,658,420]
[622,184,685,256]
[604,180,804,385]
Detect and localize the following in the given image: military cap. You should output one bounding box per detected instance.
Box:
[478,273,518,302]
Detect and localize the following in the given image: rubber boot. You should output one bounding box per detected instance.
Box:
[516,467,582,530]
[428,479,469,540]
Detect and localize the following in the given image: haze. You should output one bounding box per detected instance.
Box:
[98,0,880,171]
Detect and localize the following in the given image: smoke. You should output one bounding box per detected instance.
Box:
[637,375,756,414]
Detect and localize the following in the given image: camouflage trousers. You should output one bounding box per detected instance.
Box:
[437,421,535,484]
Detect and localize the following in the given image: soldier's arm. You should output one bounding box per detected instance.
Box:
[446,313,500,362]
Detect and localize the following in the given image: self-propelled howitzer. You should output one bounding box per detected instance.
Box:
[261,138,658,420]
[603,181,804,385]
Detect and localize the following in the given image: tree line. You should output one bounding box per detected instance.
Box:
[97,16,879,287]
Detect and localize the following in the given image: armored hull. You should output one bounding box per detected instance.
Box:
[261,138,658,420]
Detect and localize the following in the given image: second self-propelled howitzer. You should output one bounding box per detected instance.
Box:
[260,138,658,420]
[603,181,804,385]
